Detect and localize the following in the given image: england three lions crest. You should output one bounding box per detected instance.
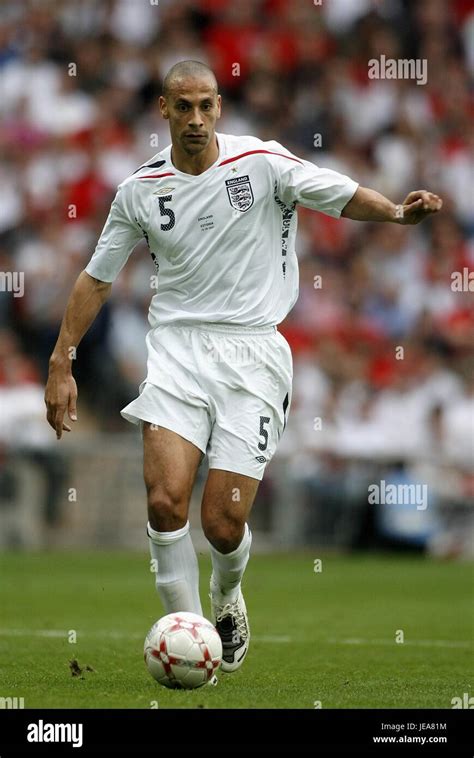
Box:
[225,175,254,212]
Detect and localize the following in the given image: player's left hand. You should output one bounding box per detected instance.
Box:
[399,190,443,224]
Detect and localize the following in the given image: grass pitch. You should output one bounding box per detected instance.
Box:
[0,551,472,709]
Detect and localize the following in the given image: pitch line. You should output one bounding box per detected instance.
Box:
[0,629,471,648]
[327,637,472,649]
[0,628,291,643]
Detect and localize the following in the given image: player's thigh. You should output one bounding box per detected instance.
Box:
[201,469,260,547]
[143,423,203,527]
[207,333,292,480]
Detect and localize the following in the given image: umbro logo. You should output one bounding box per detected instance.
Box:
[255,456,266,464]
[153,187,175,195]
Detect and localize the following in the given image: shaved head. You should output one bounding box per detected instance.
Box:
[162,60,218,98]
[159,60,221,173]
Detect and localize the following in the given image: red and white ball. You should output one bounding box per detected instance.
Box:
[144,612,222,689]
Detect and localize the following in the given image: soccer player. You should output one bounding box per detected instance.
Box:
[45,60,442,674]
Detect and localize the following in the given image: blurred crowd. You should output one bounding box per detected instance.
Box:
[0,0,472,549]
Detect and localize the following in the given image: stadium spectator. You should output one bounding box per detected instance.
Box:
[0,0,472,549]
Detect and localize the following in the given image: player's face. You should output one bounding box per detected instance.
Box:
[160,78,221,156]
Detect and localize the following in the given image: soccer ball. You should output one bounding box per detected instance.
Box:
[144,612,222,689]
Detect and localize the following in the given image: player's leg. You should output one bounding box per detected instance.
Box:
[120,326,212,615]
[143,422,204,614]
[199,327,293,670]
[201,470,259,671]
[201,469,257,591]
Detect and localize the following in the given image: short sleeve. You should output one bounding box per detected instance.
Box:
[271,141,359,218]
[85,183,143,282]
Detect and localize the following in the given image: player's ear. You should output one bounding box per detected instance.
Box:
[159,96,169,120]
[216,94,222,119]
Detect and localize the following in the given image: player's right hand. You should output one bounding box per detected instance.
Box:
[44,371,78,440]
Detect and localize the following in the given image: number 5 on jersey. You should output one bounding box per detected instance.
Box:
[158,195,175,231]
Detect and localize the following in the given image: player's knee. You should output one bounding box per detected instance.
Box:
[147,486,187,532]
[203,514,244,554]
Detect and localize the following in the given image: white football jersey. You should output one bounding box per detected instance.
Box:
[85,133,358,327]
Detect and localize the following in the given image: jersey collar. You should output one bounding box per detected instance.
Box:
[164,133,224,179]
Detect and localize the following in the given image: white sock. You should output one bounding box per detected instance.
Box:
[209,523,252,604]
[148,521,202,615]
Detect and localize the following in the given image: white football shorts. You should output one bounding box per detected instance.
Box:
[121,322,293,480]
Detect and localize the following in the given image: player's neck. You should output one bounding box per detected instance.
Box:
[170,135,219,176]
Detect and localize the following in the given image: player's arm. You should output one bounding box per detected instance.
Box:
[341,186,442,224]
[271,142,442,224]
[45,180,143,439]
[45,271,111,439]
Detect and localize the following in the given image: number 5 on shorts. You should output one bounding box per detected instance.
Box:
[258,416,270,451]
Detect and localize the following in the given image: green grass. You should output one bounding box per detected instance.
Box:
[0,551,472,709]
